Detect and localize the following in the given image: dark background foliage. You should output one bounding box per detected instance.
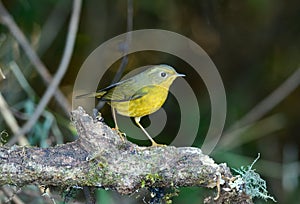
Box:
[0,0,299,203]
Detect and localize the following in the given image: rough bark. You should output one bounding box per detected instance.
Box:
[0,106,252,203]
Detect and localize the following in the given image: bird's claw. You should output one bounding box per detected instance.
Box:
[151,142,166,147]
[112,128,126,141]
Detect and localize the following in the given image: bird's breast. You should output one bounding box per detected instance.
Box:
[111,86,169,117]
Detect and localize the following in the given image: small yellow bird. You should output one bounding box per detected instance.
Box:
[77,64,185,146]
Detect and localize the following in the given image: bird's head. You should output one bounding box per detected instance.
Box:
[146,64,185,88]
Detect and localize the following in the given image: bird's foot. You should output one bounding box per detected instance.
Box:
[151,141,166,147]
[112,127,126,141]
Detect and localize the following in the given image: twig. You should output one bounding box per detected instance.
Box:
[0,107,253,204]
[111,0,133,84]
[232,67,300,129]
[0,93,29,146]
[0,1,71,115]
[221,67,300,147]
[7,0,82,146]
[9,61,36,99]
[1,186,25,204]
[0,66,5,80]
[38,1,71,56]
[97,0,133,110]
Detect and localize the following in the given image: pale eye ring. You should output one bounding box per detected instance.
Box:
[160,72,167,77]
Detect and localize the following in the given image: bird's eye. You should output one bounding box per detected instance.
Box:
[160,72,167,78]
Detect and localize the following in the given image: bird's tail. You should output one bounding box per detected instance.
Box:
[75,91,106,99]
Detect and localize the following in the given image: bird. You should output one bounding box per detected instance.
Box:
[76,64,185,146]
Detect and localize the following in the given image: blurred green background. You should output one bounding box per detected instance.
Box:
[0,0,300,203]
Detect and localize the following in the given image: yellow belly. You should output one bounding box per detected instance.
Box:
[111,86,168,117]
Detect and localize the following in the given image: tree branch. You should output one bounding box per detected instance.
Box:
[0,107,252,203]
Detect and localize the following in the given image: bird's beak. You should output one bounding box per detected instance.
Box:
[176,73,185,77]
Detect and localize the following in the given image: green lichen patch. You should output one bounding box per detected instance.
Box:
[233,154,276,202]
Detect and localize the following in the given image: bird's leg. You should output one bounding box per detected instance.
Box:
[111,107,126,141]
[112,107,119,130]
[134,117,165,147]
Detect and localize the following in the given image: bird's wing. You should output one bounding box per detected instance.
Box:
[95,78,140,102]
[129,85,155,100]
[75,81,125,99]
[100,84,155,102]
[78,75,155,102]
[96,80,124,93]
[95,81,126,101]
